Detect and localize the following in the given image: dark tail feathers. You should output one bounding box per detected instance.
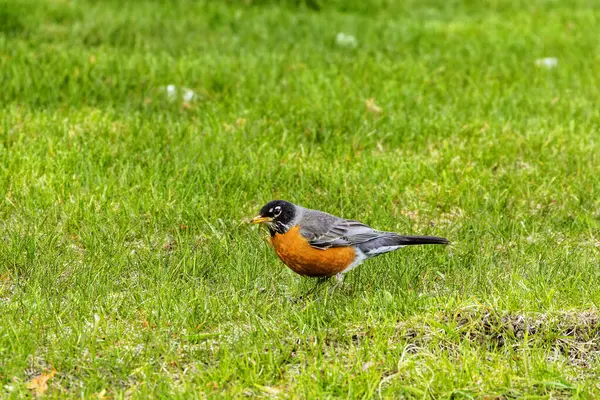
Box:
[396,235,450,246]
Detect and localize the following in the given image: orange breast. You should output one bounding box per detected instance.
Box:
[270,226,356,277]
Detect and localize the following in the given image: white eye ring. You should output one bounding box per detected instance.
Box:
[274,206,282,217]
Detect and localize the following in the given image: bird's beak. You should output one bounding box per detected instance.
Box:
[249,215,273,224]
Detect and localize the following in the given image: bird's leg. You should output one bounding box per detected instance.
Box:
[304,276,329,296]
[327,273,345,293]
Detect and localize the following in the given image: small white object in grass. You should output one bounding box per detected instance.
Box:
[535,57,558,68]
[336,32,358,48]
[164,85,197,102]
[182,88,196,102]
[166,84,177,99]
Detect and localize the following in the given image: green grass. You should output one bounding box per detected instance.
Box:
[1,0,600,397]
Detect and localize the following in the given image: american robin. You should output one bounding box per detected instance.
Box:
[250,200,449,280]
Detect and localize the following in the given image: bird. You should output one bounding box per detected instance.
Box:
[250,200,449,281]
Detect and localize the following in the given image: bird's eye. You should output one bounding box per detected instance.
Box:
[274,206,282,217]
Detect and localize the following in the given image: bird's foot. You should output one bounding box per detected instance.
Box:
[327,273,345,293]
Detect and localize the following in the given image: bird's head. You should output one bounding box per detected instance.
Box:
[250,200,296,234]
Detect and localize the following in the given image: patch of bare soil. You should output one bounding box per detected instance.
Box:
[397,308,600,366]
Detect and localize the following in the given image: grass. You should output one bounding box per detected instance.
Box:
[1,0,600,397]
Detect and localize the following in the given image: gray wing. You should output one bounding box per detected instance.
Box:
[299,209,398,251]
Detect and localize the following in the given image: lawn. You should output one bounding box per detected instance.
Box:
[1,0,600,397]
